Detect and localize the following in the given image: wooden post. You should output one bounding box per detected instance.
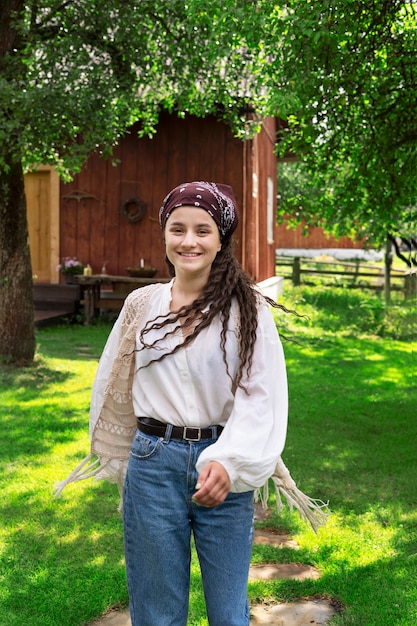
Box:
[292,257,301,286]
[404,271,417,300]
[384,236,392,304]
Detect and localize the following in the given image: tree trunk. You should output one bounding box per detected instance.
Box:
[0,155,36,364]
[0,1,35,364]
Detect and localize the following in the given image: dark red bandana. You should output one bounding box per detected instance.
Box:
[159,181,239,239]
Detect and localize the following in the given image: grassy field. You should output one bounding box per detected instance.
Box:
[0,285,416,625]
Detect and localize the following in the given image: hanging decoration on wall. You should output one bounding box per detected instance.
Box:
[62,190,100,203]
[120,197,146,223]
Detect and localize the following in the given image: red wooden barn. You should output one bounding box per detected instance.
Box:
[31,113,278,284]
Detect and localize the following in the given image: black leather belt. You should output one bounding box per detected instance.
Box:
[137,417,223,442]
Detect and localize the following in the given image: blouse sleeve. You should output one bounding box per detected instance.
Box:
[195,304,288,492]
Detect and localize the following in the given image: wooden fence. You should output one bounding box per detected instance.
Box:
[276,255,416,300]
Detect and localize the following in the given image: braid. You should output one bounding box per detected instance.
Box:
[137,237,289,392]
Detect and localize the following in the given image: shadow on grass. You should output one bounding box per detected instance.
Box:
[0,327,110,465]
[35,324,112,361]
[0,375,88,466]
[1,481,128,626]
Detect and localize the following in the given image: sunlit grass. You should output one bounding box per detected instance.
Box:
[1,287,416,625]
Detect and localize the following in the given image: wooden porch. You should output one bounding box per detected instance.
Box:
[33,277,170,326]
[34,283,82,327]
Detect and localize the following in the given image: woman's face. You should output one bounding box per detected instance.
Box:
[164,206,221,280]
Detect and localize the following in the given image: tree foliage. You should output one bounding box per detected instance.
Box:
[1,0,257,176]
[252,0,417,245]
[1,0,416,363]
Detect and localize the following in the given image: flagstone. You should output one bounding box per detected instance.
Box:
[250,599,338,625]
[253,528,299,549]
[249,562,321,581]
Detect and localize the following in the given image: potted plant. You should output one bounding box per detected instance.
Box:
[57,257,85,283]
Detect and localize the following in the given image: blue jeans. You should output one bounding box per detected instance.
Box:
[123,428,254,626]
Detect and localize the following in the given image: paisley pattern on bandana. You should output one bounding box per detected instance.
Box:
[159,181,239,238]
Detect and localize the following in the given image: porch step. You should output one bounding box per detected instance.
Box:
[35,310,74,327]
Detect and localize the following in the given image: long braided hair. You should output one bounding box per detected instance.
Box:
[137,236,289,392]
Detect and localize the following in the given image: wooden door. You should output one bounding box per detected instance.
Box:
[25,166,60,283]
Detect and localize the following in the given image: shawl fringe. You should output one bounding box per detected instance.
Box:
[255,458,330,533]
[54,454,127,512]
[53,453,101,498]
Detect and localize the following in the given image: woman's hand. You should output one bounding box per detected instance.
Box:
[192,461,231,507]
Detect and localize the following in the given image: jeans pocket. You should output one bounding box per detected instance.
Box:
[130,431,161,460]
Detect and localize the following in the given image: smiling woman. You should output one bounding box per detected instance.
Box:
[107,181,290,626]
[56,181,322,626]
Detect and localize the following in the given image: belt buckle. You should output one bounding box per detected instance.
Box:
[183,426,201,441]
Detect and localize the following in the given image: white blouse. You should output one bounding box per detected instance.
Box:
[130,280,288,493]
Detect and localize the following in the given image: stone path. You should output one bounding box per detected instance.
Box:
[90,600,338,626]
[89,506,338,626]
[90,595,338,626]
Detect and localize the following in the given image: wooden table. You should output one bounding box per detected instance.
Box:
[73,274,170,324]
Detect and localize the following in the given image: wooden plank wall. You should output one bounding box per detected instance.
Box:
[59,114,245,279]
[276,222,364,249]
[58,111,363,287]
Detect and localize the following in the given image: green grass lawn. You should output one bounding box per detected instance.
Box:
[0,286,416,625]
